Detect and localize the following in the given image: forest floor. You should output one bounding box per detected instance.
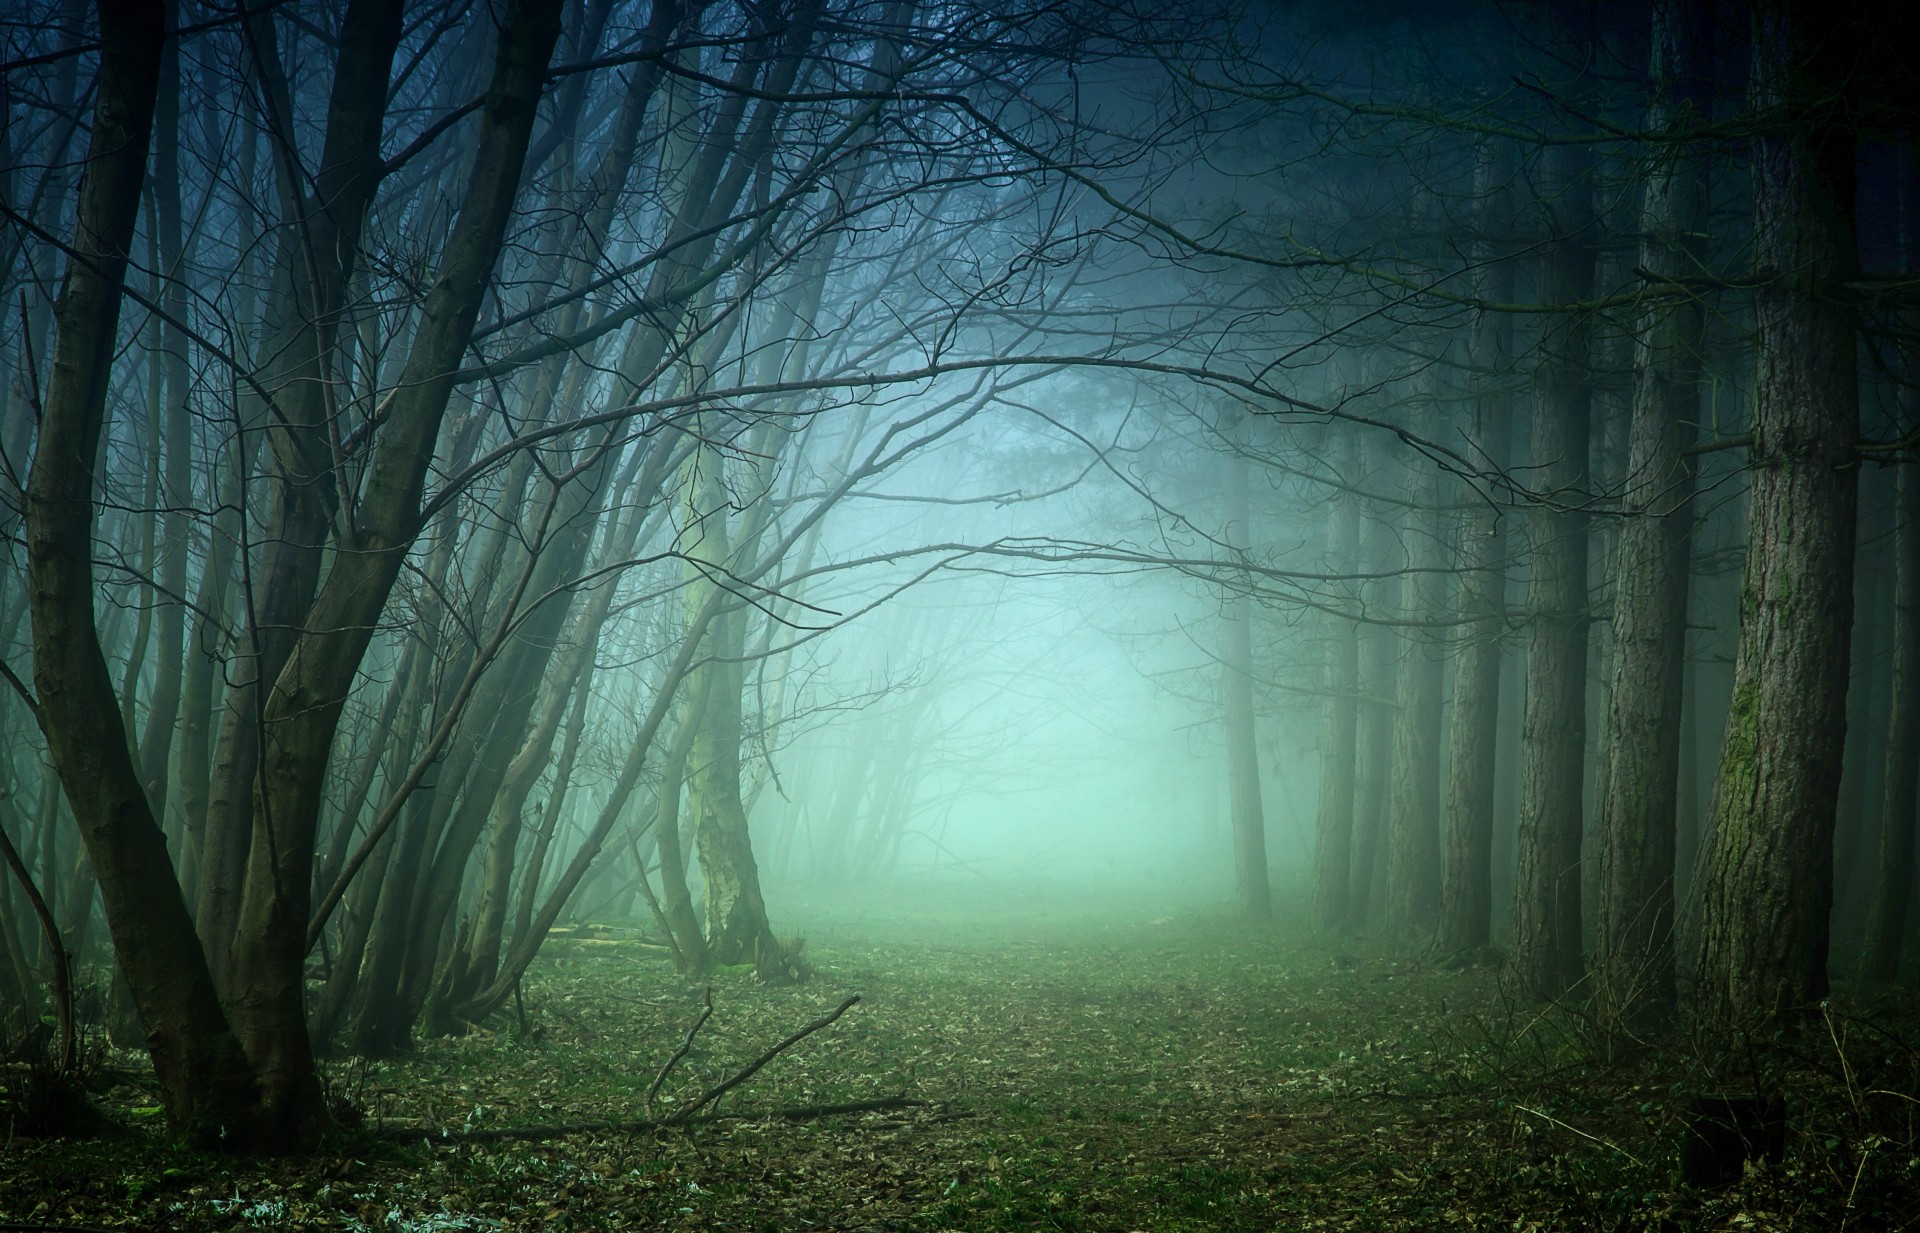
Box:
[4,877,1919,1231]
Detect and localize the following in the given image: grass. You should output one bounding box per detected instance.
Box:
[3,875,1919,1230]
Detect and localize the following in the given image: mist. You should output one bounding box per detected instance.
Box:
[2,0,1917,1226]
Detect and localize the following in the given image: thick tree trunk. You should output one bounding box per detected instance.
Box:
[1593,0,1711,1029]
[1511,142,1594,1001]
[1220,441,1272,923]
[22,0,259,1142]
[1692,0,1859,1030]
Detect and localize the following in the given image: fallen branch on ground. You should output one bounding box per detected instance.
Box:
[375,1094,928,1144]
[647,985,714,1114]
[667,993,863,1125]
[371,990,878,1144]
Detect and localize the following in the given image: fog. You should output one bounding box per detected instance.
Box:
[1,0,1916,1198]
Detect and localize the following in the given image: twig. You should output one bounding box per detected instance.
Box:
[1841,1136,1884,1232]
[1824,1002,1866,1120]
[1513,1103,1646,1167]
[668,993,862,1125]
[647,985,714,1114]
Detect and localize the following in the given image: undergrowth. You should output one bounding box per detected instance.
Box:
[1,878,1916,1230]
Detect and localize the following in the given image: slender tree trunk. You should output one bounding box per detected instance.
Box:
[1386,396,1444,936]
[1350,486,1400,926]
[1692,0,1859,1030]
[1439,145,1513,953]
[1511,142,1595,1001]
[226,0,562,1142]
[1593,0,1712,1030]
[1312,429,1359,932]
[136,6,193,813]
[655,669,713,971]
[1861,458,1920,983]
[1221,438,1272,923]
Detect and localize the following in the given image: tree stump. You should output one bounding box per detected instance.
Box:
[1679,1093,1785,1187]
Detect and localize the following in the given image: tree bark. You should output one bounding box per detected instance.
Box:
[1511,141,1595,1001]
[225,0,563,1143]
[1860,458,1919,984]
[1438,141,1513,954]
[1593,0,1711,1029]
[1385,397,1444,937]
[22,0,259,1141]
[1692,0,1860,1030]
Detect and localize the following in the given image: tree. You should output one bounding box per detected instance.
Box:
[1220,416,1272,923]
[1691,0,1861,1030]
[1593,0,1712,1030]
[1437,140,1514,956]
[22,0,259,1141]
[1510,138,1596,1001]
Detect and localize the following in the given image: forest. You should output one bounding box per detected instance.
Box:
[0,0,1917,1227]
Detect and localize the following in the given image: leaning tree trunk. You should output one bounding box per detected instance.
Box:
[1692,0,1859,1031]
[226,0,563,1144]
[22,0,259,1142]
[1593,0,1711,1030]
[1511,141,1595,1001]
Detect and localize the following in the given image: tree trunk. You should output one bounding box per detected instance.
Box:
[1385,396,1445,936]
[226,0,562,1142]
[22,0,259,1142]
[1511,141,1595,1001]
[1438,142,1513,954]
[1312,430,1359,932]
[1350,487,1400,927]
[1221,439,1272,923]
[1860,458,1919,983]
[135,6,193,815]
[1592,0,1711,1030]
[654,670,713,971]
[1692,0,1859,1030]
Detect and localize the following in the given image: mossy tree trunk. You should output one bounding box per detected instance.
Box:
[1691,0,1860,1030]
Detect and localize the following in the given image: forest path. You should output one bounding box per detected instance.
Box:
[2,877,1906,1229]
